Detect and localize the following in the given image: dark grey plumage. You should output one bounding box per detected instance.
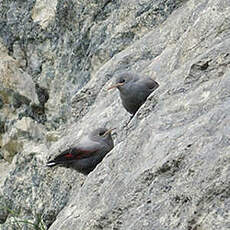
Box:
[108,72,159,115]
[47,128,114,175]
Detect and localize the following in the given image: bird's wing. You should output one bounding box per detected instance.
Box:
[69,143,102,159]
[73,137,103,159]
[144,78,159,90]
[47,139,102,166]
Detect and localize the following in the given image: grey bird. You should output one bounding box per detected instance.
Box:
[108,71,159,117]
[47,128,114,175]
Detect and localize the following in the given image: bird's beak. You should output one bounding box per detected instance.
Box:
[103,128,116,137]
[107,83,125,90]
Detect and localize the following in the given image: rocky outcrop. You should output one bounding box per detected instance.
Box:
[0,0,230,229]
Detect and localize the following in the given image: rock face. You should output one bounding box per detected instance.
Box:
[0,0,230,229]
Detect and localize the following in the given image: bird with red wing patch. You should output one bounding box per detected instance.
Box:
[47,128,114,175]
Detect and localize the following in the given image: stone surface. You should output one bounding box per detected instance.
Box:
[32,0,58,29]
[0,44,39,105]
[1,117,45,161]
[0,0,230,229]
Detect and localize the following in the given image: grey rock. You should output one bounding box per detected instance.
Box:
[0,97,3,110]
[1,144,85,229]
[0,0,230,229]
[0,196,8,224]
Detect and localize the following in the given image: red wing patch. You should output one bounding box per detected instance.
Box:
[65,153,73,158]
[76,149,97,159]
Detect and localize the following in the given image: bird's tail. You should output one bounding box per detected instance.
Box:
[46,160,58,167]
[46,152,75,167]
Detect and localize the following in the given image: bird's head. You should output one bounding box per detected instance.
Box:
[91,128,115,146]
[107,72,136,91]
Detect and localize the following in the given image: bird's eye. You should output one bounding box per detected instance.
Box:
[119,79,125,83]
[99,131,105,136]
